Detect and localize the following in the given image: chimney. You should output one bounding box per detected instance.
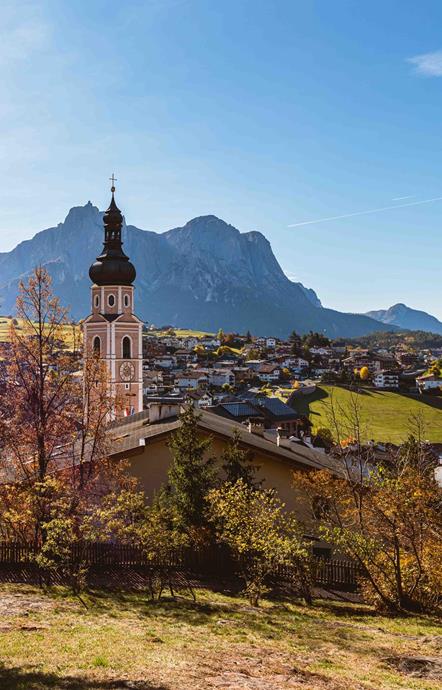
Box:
[247,419,264,436]
[148,402,179,423]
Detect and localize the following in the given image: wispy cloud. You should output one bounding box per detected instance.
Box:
[408,50,442,77]
[288,196,442,228]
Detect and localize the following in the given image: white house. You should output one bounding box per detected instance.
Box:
[373,370,399,389]
[257,364,281,382]
[183,336,200,350]
[245,359,266,371]
[416,373,442,393]
[283,357,309,370]
[255,337,277,349]
[200,337,221,349]
[309,347,332,356]
[162,336,181,348]
[153,355,176,369]
[185,391,214,409]
[208,369,235,387]
[175,371,208,390]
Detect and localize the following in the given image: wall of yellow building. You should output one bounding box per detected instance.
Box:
[126,432,312,523]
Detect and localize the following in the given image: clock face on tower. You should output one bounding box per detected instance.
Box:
[119,361,135,382]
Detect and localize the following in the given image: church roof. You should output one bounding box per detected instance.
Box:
[89,184,136,287]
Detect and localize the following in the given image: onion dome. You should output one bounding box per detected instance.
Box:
[89,179,136,286]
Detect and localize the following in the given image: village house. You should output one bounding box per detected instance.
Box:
[182,336,200,350]
[174,348,194,365]
[207,368,235,388]
[175,370,208,390]
[232,366,254,384]
[107,405,332,518]
[309,346,332,357]
[153,355,176,369]
[162,336,182,348]
[184,391,215,408]
[282,356,309,371]
[416,372,442,394]
[257,363,281,382]
[208,395,302,435]
[245,359,265,371]
[199,336,221,349]
[255,336,277,349]
[373,370,400,389]
[343,349,397,374]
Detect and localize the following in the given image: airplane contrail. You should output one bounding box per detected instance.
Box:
[392,195,414,201]
[288,196,442,228]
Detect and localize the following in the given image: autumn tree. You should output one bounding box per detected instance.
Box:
[207,479,311,606]
[0,268,114,554]
[295,395,442,612]
[88,478,190,600]
[359,366,369,381]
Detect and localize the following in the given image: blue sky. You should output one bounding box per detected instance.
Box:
[1,0,442,317]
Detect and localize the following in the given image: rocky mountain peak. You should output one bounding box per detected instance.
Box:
[61,202,102,230]
[366,303,442,335]
[0,205,398,337]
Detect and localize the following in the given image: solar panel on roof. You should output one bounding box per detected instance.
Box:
[254,397,299,417]
[221,402,260,417]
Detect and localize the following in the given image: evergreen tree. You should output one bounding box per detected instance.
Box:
[289,329,302,355]
[221,429,260,488]
[167,405,215,532]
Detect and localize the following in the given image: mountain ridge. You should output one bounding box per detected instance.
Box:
[0,203,397,338]
[366,303,442,335]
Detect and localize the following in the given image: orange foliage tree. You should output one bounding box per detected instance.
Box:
[295,395,442,612]
[0,268,115,552]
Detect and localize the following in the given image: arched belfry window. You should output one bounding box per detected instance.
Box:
[93,336,101,356]
[122,336,131,359]
[124,294,130,308]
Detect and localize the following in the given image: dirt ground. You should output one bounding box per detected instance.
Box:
[0,585,440,690]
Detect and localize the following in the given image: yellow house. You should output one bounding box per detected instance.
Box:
[108,405,332,522]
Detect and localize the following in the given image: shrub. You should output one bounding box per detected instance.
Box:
[207,479,311,606]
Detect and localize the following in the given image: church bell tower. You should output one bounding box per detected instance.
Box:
[83,177,143,416]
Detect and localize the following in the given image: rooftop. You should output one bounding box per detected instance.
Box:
[108,408,331,472]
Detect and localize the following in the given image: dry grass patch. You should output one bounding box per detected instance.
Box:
[0,585,440,689]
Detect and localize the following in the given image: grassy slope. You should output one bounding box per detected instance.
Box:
[0,317,79,348]
[153,328,214,338]
[0,584,440,690]
[295,385,442,444]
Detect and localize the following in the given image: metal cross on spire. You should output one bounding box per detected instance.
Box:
[109,173,117,193]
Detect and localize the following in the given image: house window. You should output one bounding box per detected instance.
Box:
[125,383,130,390]
[124,294,130,308]
[108,294,115,307]
[93,336,101,356]
[122,336,131,359]
[94,294,100,309]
